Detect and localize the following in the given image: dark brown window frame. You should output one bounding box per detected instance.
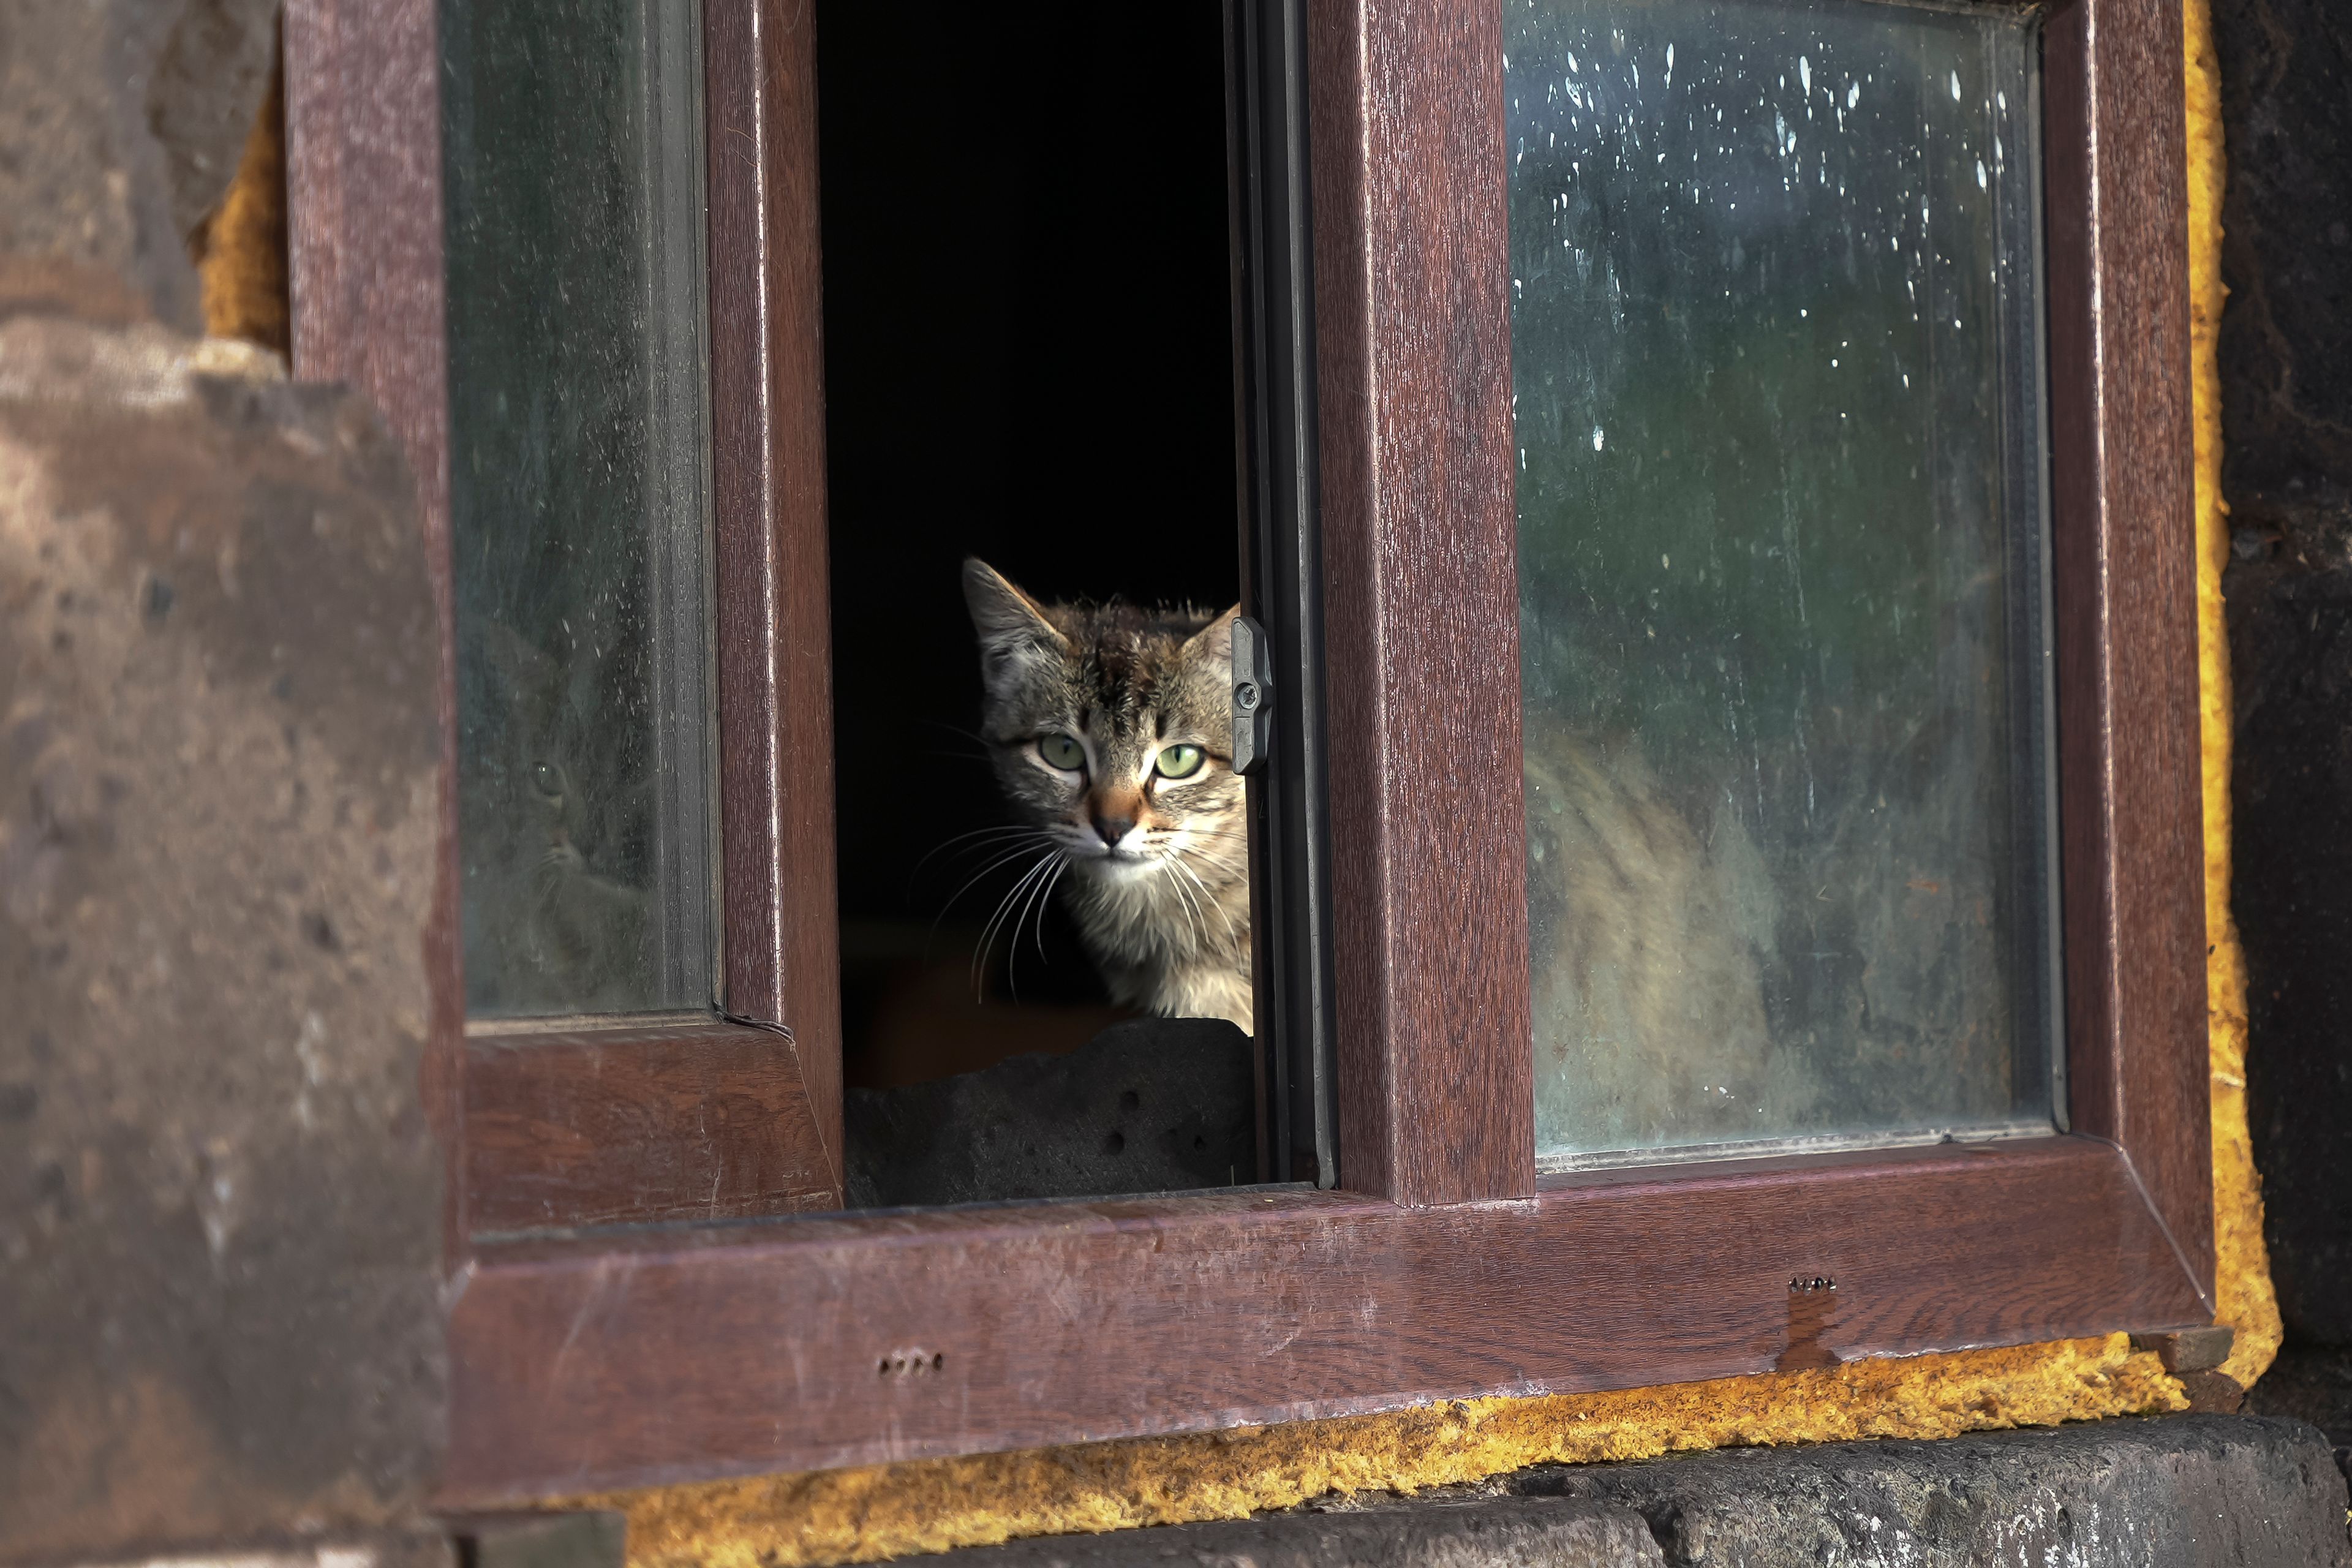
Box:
[283,0,2212,1507]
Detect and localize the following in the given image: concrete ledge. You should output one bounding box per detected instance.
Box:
[918,1499,1662,1567]
[1506,1414,2348,1566]
[910,1416,2349,1567]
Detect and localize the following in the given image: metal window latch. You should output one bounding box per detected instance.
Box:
[1232,616,1274,776]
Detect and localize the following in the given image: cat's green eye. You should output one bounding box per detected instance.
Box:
[1154,744,1206,780]
[530,762,563,799]
[1038,733,1086,772]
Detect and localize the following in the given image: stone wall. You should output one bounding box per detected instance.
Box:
[0,2,450,1561]
[2214,0,2352,1453]
[941,1417,2352,1568]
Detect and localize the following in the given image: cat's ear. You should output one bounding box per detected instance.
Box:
[1183,604,1242,685]
[963,558,1066,692]
[467,614,563,705]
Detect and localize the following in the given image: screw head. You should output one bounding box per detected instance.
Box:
[1235,682,1261,711]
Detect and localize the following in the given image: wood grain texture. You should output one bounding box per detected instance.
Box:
[1305,0,1535,1205]
[704,0,843,1182]
[466,1022,838,1236]
[282,0,466,1261]
[440,1134,2201,1501]
[2042,0,2214,1309]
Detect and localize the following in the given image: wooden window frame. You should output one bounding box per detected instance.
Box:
[284,0,2212,1506]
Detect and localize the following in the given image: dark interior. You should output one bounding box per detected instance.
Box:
[815,6,1243,1099]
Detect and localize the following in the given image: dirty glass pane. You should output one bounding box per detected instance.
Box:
[1506,0,2059,1161]
[442,0,715,1017]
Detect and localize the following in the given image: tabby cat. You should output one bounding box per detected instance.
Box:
[962,559,1253,1032]
[1521,718,1814,1150]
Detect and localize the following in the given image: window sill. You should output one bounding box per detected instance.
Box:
[441,1133,2203,1504]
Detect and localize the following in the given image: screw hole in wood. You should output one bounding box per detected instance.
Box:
[878,1348,947,1378]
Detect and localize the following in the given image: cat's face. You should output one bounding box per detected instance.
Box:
[461,617,625,879]
[457,615,653,1012]
[962,558,1245,891]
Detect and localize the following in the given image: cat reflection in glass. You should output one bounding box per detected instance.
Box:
[962,559,1253,1033]
[460,617,653,1014]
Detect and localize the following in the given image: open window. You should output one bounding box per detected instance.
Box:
[816,7,1271,1205]
[283,0,2214,1504]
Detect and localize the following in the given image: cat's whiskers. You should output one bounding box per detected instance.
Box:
[918,715,997,752]
[1170,873,1211,953]
[1161,851,1223,949]
[915,823,1055,875]
[1029,854,1072,959]
[971,848,1063,1000]
[1000,846,1069,998]
[1147,851,1204,949]
[1176,846,1251,884]
[1169,838,1247,886]
[932,834,1060,937]
[1169,855,1239,945]
[1172,832,1248,864]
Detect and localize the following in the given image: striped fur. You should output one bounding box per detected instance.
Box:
[962,559,1252,1031]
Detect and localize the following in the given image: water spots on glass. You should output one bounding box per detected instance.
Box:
[1502,0,2053,1161]
[443,0,715,1019]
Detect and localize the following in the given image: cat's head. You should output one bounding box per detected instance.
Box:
[461,616,606,876]
[457,614,655,1010]
[962,558,1243,888]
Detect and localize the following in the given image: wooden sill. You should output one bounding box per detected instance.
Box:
[440,1133,2203,1503]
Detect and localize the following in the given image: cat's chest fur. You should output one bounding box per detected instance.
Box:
[1066,867,1253,1032]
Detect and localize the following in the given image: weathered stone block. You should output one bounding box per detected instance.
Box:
[1508,1415,2348,1567]
[903,1499,1663,1568]
[0,312,447,1560]
[0,0,282,333]
[845,1017,1256,1207]
[895,1417,2350,1568]
[2244,1343,2352,1483]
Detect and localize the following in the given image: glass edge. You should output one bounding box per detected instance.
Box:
[2020,13,2068,1132]
[1536,1116,2061,1175]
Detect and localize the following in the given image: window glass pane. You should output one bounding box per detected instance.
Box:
[1505,0,2057,1161]
[442,0,715,1017]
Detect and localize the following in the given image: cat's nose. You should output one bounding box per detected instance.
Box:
[1092,813,1135,849]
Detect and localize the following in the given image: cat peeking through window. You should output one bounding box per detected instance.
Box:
[962,559,1253,1033]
